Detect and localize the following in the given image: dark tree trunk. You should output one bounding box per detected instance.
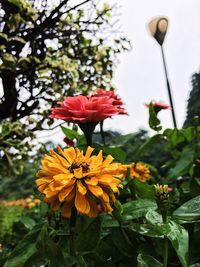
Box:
[0,71,18,120]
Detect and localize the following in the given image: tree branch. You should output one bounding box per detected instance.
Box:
[24,0,90,41]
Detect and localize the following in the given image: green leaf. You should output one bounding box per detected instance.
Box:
[75,217,102,252]
[114,200,124,215]
[9,36,26,45]
[173,195,200,221]
[111,227,135,257]
[164,128,185,147]
[101,215,120,228]
[4,228,40,267]
[103,146,126,162]
[128,223,164,238]
[148,103,162,131]
[133,179,155,199]
[145,210,163,224]
[20,216,36,230]
[190,177,200,197]
[165,220,188,267]
[36,225,65,267]
[23,252,46,267]
[129,220,189,267]
[8,0,22,8]
[181,127,196,142]
[135,134,162,159]
[167,143,196,181]
[122,198,157,219]
[76,255,87,267]
[0,33,8,42]
[137,253,162,267]
[60,125,80,140]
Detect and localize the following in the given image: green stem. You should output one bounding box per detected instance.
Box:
[84,130,93,147]
[69,207,77,257]
[162,213,168,267]
[129,183,136,200]
[163,236,168,267]
[79,123,96,146]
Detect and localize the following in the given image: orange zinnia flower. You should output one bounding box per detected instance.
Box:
[36,146,125,218]
[128,162,151,182]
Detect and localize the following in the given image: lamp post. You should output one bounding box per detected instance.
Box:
[148,17,177,128]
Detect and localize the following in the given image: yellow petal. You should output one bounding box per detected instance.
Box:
[53,173,73,181]
[87,196,98,218]
[98,174,113,185]
[58,185,75,202]
[48,162,68,173]
[85,146,94,161]
[51,198,60,211]
[85,177,98,186]
[77,181,87,195]
[65,188,76,203]
[36,170,49,178]
[38,184,48,192]
[75,191,90,215]
[110,192,116,202]
[101,191,109,203]
[49,181,65,191]
[101,200,113,213]
[90,150,103,168]
[61,201,74,218]
[74,167,83,179]
[36,178,51,186]
[45,190,59,198]
[103,155,114,166]
[51,150,70,167]
[63,147,76,164]
[88,185,103,197]
[109,183,119,193]
[75,148,84,161]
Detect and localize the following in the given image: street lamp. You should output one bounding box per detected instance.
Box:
[148,16,177,128]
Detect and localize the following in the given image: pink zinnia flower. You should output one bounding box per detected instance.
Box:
[145,101,171,110]
[50,95,119,124]
[92,88,128,115]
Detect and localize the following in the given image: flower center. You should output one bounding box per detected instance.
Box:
[68,162,89,174]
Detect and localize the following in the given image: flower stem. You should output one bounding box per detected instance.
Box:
[84,130,93,147]
[79,123,96,146]
[129,183,136,200]
[162,212,168,267]
[69,207,77,257]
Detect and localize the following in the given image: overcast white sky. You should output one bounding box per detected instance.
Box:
[102,0,200,134]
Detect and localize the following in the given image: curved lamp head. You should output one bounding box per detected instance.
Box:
[147,16,168,46]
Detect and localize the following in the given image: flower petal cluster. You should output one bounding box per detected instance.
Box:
[50,95,119,124]
[92,88,128,115]
[36,146,125,218]
[128,163,151,182]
